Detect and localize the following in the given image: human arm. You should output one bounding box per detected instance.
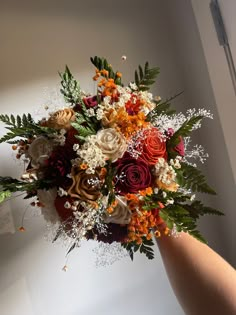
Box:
[156,231,236,315]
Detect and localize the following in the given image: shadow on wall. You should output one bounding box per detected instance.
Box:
[0,0,175,94]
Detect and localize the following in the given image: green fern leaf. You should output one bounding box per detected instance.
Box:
[134,62,159,91]
[59,65,82,105]
[73,125,96,141]
[176,163,216,194]
[17,115,21,127]
[121,242,134,261]
[147,92,183,122]
[0,113,56,143]
[182,200,223,218]
[10,114,15,125]
[167,115,203,152]
[140,240,155,260]
[160,207,207,244]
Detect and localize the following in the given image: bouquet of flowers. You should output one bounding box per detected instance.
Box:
[0,56,222,261]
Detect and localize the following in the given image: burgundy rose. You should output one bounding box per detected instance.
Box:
[54,196,74,222]
[167,128,185,156]
[73,96,98,113]
[115,154,152,195]
[83,96,98,108]
[65,127,79,147]
[87,223,128,244]
[44,145,76,186]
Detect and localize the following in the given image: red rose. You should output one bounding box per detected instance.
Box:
[115,153,152,195]
[139,128,167,165]
[83,96,98,108]
[167,128,185,156]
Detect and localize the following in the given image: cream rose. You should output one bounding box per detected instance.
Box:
[103,196,132,225]
[46,108,75,130]
[28,136,53,167]
[96,128,127,162]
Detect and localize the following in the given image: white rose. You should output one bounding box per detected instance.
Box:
[103,196,131,225]
[96,128,127,162]
[37,188,59,223]
[28,136,53,167]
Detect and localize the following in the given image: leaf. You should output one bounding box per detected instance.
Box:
[59,65,82,105]
[128,249,134,261]
[0,176,53,194]
[73,124,96,140]
[17,115,21,127]
[167,116,203,155]
[10,115,15,125]
[0,113,56,143]
[140,243,155,260]
[22,114,28,126]
[182,200,223,219]
[52,229,63,243]
[176,163,216,195]
[66,242,76,255]
[134,62,159,91]
[147,91,183,122]
[121,242,134,261]
[0,190,11,203]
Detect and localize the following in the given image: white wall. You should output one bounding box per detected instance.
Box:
[0,1,186,315]
[218,0,236,66]
[190,0,236,265]
[163,0,236,265]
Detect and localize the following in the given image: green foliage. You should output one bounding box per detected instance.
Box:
[159,197,223,243]
[0,190,11,203]
[71,111,97,143]
[167,116,203,158]
[0,176,52,195]
[59,65,83,105]
[90,56,122,85]
[73,124,96,142]
[0,114,55,143]
[67,242,76,255]
[71,98,101,142]
[122,242,134,261]
[176,162,216,194]
[159,206,207,243]
[147,92,183,122]
[142,188,222,244]
[101,161,116,205]
[122,237,155,260]
[134,62,159,91]
[52,228,63,243]
[181,200,224,219]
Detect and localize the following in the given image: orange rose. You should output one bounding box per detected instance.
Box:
[139,128,167,165]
